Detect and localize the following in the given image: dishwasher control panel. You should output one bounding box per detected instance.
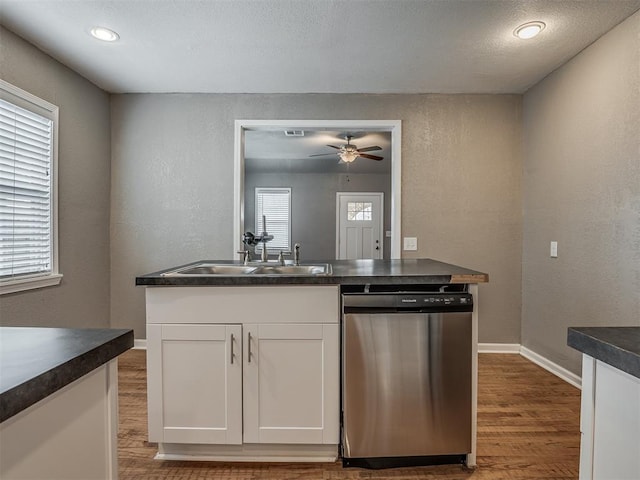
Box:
[343,292,473,312]
[399,294,471,306]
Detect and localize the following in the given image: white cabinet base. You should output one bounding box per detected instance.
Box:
[146,285,340,462]
[0,362,119,480]
[155,442,338,462]
[579,354,640,480]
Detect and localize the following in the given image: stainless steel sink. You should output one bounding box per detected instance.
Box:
[253,264,332,275]
[162,262,332,276]
[163,264,259,276]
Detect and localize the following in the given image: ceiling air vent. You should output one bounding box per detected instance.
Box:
[284,130,304,137]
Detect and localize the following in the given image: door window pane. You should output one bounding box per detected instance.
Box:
[347,201,372,221]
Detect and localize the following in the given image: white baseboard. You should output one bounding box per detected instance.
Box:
[520,346,582,389]
[133,339,147,350]
[478,343,520,354]
[479,343,582,389]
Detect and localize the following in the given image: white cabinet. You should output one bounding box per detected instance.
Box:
[0,362,119,480]
[579,355,640,480]
[147,324,242,444]
[243,323,339,444]
[145,285,340,462]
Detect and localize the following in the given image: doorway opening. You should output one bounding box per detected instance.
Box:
[234,120,402,259]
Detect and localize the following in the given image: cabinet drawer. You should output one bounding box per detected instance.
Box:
[146,286,339,324]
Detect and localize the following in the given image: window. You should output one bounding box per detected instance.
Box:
[0,80,61,294]
[347,201,373,221]
[255,187,291,252]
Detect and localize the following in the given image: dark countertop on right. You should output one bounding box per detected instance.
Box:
[568,327,640,379]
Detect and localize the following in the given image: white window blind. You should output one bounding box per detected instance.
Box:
[255,187,291,252]
[0,97,53,280]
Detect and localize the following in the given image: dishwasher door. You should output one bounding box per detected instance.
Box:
[342,311,472,463]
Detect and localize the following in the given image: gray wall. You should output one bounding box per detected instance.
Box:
[110,93,522,340]
[522,11,640,375]
[0,27,112,328]
[3,12,637,377]
[244,172,392,260]
[401,96,523,344]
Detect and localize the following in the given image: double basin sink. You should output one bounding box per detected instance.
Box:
[162,262,332,277]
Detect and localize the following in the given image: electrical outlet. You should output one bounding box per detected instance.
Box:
[550,241,558,258]
[403,237,418,251]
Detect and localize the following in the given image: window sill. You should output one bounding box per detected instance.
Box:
[0,274,63,295]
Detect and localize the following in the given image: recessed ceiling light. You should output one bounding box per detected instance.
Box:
[90,26,120,42]
[513,21,546,40]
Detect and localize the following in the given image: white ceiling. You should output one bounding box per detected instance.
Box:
[1,0,638,94]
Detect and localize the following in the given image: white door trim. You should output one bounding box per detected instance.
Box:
[335,192,384,259]
[234,120,402,259]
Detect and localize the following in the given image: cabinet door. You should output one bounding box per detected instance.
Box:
[243,323,339,444]
[147,324,242,444]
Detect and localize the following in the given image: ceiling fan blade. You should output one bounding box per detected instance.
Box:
[356,146,382,153]
[309,152,338,157]
[326,144,342,150]
[358,153,384,161]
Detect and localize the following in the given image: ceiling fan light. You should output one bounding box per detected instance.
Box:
[514,21,545,40]
[339,151,358,163]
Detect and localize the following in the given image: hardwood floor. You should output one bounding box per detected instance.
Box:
[118,350,581,479]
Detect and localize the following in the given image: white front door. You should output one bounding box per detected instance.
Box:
[336,193,383,260]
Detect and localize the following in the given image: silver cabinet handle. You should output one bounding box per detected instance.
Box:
[230,333,235,364]
[247,332,252,363]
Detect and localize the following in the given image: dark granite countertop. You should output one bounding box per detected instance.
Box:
[136,258,489,286]
[568,327,640,380]
[0,327,133,423]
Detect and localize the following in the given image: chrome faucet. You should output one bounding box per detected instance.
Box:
[258,215,274,262]
[237,249,252,265]
[242,215,274,264]
[294,243,301,266]
[277,250,290,266]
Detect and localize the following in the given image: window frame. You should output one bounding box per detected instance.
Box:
[0,79,62,295]
[254,187,292,253]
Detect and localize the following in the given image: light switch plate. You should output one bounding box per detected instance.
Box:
[550,241,558,258]
[403,237,418,251]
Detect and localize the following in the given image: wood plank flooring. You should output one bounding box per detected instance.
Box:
[118,350,581,479]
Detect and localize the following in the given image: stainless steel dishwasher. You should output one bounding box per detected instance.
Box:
[342,285,473,468]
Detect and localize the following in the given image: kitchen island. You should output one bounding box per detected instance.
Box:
[0,327,133,479]
[568,327,640,480]
[137,258,487,467]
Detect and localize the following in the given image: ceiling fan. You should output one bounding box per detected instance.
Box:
[309,135,383,163]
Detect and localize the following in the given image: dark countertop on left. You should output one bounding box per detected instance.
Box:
[0,327,134,423]
[568,327,640,380]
